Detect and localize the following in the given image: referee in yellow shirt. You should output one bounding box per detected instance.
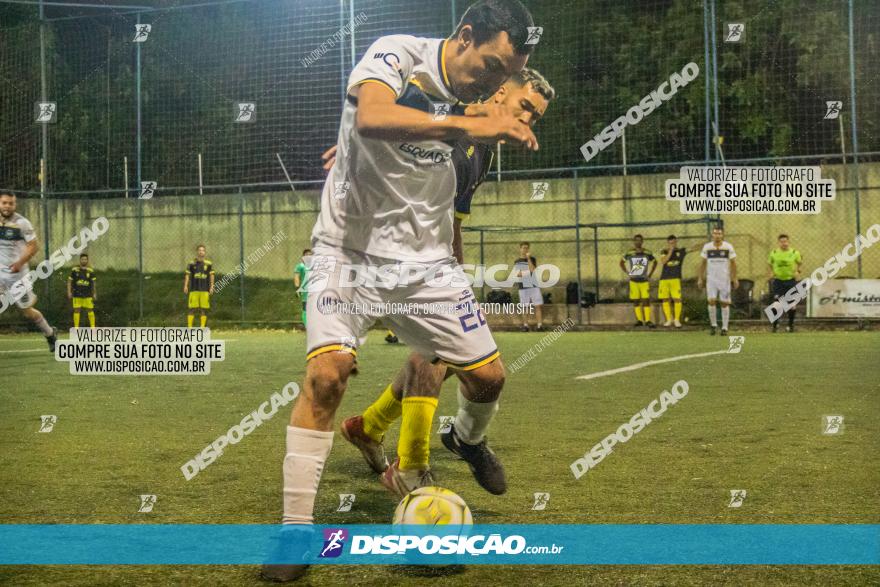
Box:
[767,234,803,332]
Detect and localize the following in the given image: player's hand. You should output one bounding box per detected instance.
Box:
[697,278,704,289]
[66,292,72,300]
[733,279,740,290]
[209,287,214,295]
[465,103,539,151]
[183,286,189,294]
[8,261,23,273]
[321,145,338,175]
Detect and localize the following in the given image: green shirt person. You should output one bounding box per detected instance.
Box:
[767,234,803,332]
[294,248,312,327]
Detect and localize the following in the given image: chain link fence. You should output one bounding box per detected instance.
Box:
[1,0,878,328]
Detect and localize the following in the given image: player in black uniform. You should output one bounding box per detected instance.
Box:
[67,254,97,328]
[338,67,556,496]
[658,236,702,328]
[183,245,214,328]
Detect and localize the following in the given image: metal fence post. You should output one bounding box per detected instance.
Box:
[573,170,582,325]
[702,0,712,164]
[709,0,720,163]
[479,229,485,301]
[39,0,51,302]
[592,226,600,300]
[136,11,144,321]
[239,187,245,323]
[847,0,862,278]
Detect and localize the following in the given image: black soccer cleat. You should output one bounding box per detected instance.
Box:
[772,321,779,333]
[384,333,399,344]
[721,329,728,336]
[710,326,717,336]
[633,321,644,328]
[519,325,529,332]
[46,327,58,353]
[260,525,314,583]
[441,423,507,495]
[646,321,657,329]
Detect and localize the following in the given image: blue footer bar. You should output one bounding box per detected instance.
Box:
[0,524,877,565]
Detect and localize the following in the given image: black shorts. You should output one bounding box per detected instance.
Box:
[773,278,798,299]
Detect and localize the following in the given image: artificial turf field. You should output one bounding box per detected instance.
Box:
[1,328,878,586]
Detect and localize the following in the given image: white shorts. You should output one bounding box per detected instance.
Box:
[0,269,36,310]
[706,280,731,303]
[518,287,543,306]
[305,244,499,370]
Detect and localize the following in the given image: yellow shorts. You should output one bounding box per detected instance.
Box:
[188,291,210,309]
[72,297,94,309]
[658,278,682,300]
[629,281,650,300]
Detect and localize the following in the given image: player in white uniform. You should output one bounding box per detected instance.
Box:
[698,226,739,335]
[0,192,58,351]
[262,1,538,581]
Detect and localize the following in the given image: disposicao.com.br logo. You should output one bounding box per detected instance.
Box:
[327,532,564,558]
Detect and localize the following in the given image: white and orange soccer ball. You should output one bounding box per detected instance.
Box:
[393,486,473,526]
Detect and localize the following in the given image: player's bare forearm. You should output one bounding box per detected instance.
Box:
[730,260,738,282]
[698,260,707,281]
[183,275,190,293]
[210,275,215,293]
[355,85,469,142]
[12,240,37,271]
[66,284,72,299]
[452,217,464,264]
[294,276,301,289]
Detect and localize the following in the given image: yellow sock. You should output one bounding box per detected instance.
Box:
[87,311,95,328]
[662,301,672,321]
[200,315,207,327]
[73,312,80,328]
[643,306,652,322]
[398,396,438,471]
[362,384,402,442]
[187,314,194,328]
[634,306,643,322]
[674,301,683,320]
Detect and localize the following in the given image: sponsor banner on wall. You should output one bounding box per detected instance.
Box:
[809,279,880,317]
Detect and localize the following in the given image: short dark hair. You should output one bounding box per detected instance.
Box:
[519,241,530,247]
[634,234,644,240]
[778,233,789,240]
[713,225,724,232]
[510,67,556,101]
[667,234,677,240]
[0,191,15,199]
[302,248,312,255]
[80,253,89,258]
[455,0,535,55]
[196,244,206,250]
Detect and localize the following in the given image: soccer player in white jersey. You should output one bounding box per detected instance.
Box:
[0,192,58,351]
[698,226,739,335]
[262,1,538,581]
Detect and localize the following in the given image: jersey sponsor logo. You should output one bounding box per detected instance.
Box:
[398,143,451,164]
[374,52,400,70]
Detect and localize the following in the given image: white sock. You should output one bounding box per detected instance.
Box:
[721,306,730,330]
[708,305,718,327]
[282,425,334,525]
[454,387,499,445]
[34,315,53,336]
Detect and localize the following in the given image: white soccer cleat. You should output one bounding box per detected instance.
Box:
[663,320,672,327]
[673,319,682,328]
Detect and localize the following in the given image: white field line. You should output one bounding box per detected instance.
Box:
[0,348,45,354]
[576,349,729,381]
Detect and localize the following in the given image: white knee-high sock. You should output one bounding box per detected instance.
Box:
[721,306,730,330]
[282,425,334,525]
[454,387,499,445]
[708,305,718,327]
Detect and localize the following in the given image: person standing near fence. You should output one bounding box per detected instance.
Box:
[67,253,96,328]
[621,234,657,328]
[514,241,543,331]
[767,234,803,333]
[183,244,214,328]
[658,235,701,328]
[698,226,738,336]
[293,248,311,328]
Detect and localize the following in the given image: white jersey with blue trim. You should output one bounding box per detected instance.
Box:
[0,212,36,273]
[311,35,462,263]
